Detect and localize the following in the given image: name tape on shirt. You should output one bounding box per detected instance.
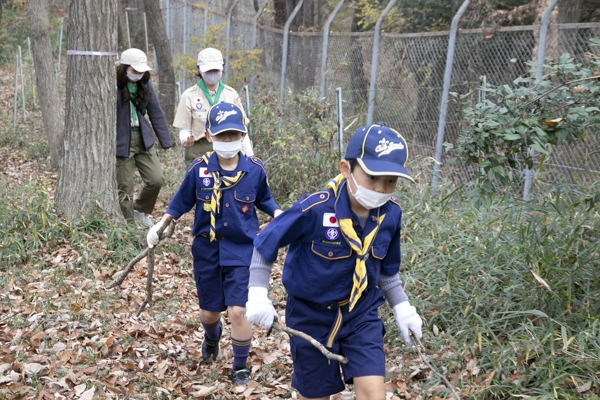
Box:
[323,212,339,227]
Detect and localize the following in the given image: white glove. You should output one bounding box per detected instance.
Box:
[178,128,192,144]
[147,221,167,248]
[245,286,276,329]
[393,301,423,345]
[241,135,254,156]
[273,209,283,218]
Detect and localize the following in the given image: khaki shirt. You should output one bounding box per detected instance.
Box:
[173,83,246,141]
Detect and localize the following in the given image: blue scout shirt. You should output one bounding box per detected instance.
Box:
[254,179,402,304]
[166,152,279,267]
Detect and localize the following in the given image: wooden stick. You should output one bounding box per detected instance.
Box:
[271,320,349,364]
[411,333,461,400]
[106,218,175,289]
[136,217,174,316]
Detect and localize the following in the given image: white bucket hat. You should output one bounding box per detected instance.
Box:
[197,48,224,73]
[120,48,152,72]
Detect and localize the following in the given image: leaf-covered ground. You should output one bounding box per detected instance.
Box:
[0,133,443,398]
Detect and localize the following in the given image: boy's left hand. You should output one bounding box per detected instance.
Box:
[393,301,423,345]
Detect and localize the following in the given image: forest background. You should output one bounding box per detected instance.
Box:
[0,0,599,399]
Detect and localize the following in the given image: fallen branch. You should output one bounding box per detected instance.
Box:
[271,318,348,364]
[411,333,461,400]
[136,217,175,316]
[106,218,175,289]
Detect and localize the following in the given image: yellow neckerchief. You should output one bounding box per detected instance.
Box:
[326,174,385,311]
[201,152,245,242]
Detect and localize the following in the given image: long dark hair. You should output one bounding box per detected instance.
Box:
[116,63,150,104]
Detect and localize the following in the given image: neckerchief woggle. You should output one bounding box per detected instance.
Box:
[326,174,385,312]
[201,152,245,242]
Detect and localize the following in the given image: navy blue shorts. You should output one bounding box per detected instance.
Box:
[192,237,249,312]
[286,288,386,398]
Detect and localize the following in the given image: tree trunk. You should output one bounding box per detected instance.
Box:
[349,6,368,109]
[55,0,122,220]
[117,0,128,48]
[143,0,175,125]
[29,0,64,169]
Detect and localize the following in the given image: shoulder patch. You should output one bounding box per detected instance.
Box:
[389,197,401,208]
[249,156,267,174]
[299,191,330,212]
[187,157,208,173]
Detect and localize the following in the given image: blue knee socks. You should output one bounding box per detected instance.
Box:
[231,337,252,369]
[201,319,222,343]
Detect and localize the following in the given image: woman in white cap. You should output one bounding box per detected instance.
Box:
[173,47,253,167]
[116,48,173,227]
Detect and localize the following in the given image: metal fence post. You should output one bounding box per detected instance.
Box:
[18,46,25,117]
[522,0,559,201]
[320,0,345,99]
[430,0,470,195]
[279,0,304,116]
[224,0,239,82]
[336,87,344,159]
[143,12,149,54]
[182,0,188,90]
[366,0,397,125]
[250,0,268,99]
[204,0,213,36]
[125,9,132,48]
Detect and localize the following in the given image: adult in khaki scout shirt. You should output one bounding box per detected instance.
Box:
[174,47,253,167]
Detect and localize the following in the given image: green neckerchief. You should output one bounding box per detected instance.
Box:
[197,79,224,107]
[127,82,139,126]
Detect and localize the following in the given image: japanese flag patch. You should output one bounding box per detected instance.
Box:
[323,212,339,227]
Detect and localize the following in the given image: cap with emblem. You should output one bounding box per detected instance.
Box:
[197,47,224,73]
[119,48,152,72]
[344,124,413,182]
[205,102,247,136]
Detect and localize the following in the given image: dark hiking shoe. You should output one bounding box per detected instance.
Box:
[201,318,223,361]
[230,365,251,385]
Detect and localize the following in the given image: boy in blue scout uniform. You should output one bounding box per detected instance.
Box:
[245,124,423,399]
[147,102,282,385]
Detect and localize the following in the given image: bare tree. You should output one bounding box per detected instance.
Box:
[55,0,122,220]
[143,0,176,124]
[29,0,64,169]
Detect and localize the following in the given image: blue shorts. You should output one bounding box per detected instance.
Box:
[286,288,386,398]
[192,237,249,312]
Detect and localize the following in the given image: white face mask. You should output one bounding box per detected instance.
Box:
[212,139,242,159]
[127,72,144,82]
[349,172,393,210]
[201,70,223,86]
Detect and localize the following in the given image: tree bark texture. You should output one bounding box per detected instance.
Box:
[143,0,175,124]
[29,0,64,169]
[55,0,122,220]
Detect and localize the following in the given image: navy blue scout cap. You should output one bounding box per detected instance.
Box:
[205,102,247,136]
[345,124,414,182]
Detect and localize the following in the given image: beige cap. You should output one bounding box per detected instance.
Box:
[197,48,224,73]
[120,48,152,72]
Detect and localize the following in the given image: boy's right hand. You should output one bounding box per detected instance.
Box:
[245,286,276,329]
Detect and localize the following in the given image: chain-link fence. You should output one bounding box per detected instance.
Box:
[155,0,600,190]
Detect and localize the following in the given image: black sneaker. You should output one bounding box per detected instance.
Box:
[201,318,223,361]
[230,365,251,385]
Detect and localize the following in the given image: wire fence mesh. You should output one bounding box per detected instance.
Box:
[157,0,600,189]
